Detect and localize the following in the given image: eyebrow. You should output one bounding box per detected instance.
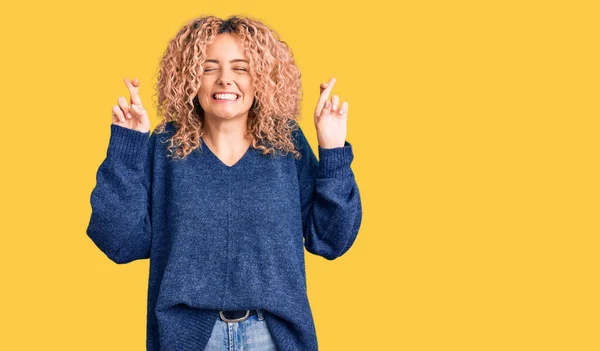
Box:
[205,59,249,64]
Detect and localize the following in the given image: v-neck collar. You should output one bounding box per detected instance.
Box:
[200,136,253,169]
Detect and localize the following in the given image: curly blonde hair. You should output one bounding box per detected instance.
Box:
[149,15,304,161]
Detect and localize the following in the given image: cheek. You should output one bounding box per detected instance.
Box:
[197,84,211,101]
[243,82,256,98]
[197,91,211,107]
[198,78,213,97]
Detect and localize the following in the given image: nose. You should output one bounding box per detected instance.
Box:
[218,78,232,86]
[217,71,233,86]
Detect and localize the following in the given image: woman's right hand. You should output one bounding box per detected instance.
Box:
[112,77,150,133]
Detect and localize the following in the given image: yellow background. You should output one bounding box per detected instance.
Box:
[1,0,598,350]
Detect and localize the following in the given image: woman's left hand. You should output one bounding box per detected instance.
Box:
[314,77,348,149]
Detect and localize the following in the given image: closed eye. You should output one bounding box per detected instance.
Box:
[203,68,248,72]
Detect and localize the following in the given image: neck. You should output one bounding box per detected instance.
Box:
[201,115,252,152]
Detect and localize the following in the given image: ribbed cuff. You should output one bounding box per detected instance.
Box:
[317,141,354,178]
[107,124,149,165]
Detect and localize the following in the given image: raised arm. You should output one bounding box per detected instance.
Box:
[86,77,154,264]
[294,125,363,260]
[86,124,154,264]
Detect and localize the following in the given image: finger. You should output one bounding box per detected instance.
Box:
[323,99,332,115]
[130,104,145,120]
[331,94,340,112]
[124,78,143,107]
[118,96,132,119]
[320,82,328,93]
[315,77,336,116]
[112,105,125,123]
[339,101,348,115]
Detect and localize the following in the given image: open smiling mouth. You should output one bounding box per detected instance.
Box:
[212,93,240,102]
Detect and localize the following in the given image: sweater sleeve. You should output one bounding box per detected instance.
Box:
[86,124,154,264]
[293,125,363,260]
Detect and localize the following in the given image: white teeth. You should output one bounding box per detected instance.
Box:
[213,93,238,101]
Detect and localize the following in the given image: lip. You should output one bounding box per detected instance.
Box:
[211,91,241,103]
[212,91,240,97]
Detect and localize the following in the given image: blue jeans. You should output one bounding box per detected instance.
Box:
[204,309,277,351]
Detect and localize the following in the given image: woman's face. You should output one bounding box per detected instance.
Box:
[197,33,256,122]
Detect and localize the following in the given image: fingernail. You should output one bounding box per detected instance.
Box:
[127,113,132,119]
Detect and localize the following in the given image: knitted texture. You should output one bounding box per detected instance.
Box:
[87,121,363,350]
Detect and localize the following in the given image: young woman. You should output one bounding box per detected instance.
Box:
[87,15,362,351]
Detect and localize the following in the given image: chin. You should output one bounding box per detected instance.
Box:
[212,112,250,119]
